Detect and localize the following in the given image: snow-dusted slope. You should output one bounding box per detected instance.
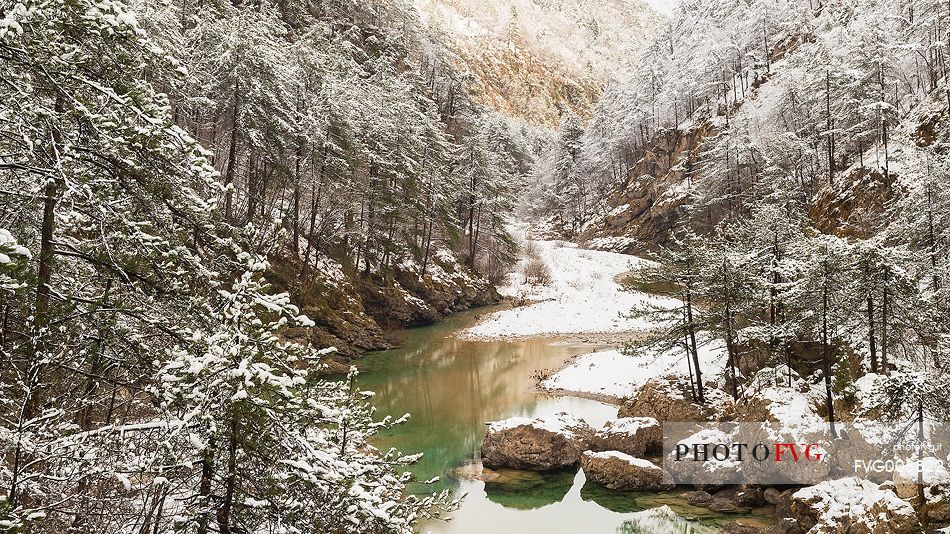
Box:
[415,0,663,125]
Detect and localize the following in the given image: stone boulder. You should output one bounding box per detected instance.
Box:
[892,457,950,499]
[592,417,662,457]
[790,477,920,533]
[734,384,834,485]
[708,497,740,513]
[665,427,743,487]
[764,487,784,505]
[617,377,708,422]
[685,490,712,506]
[688,487,763,514]
[480,412,594,471]
[721,521,803,534]
[580,450,671,491]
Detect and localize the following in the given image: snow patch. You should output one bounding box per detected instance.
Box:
[541,341,727,401]
[585,450,660,469]
[465,239,677,339]
[793,477,915,529]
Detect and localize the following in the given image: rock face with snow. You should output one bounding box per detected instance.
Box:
[580,450,670,491]
[618,377,709,422]
[892,457,950,498]
[789,477,919,534]
[591,417,662,457]
[734,382,835,485]
[579,124,713,254]
[414,0,662,127]
[480,412,594,471]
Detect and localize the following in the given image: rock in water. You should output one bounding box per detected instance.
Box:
[480,412,594,471]
[763,487,784,505]
[580,450,670,490]
[685,490,713,506]
[592,416,662,457]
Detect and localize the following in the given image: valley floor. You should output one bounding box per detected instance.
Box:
[463,236,727,403]
[462,239,674,340]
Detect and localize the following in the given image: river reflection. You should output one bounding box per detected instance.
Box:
[356,307,773,533]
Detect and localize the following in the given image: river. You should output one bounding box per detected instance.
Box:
[356,306,776,534]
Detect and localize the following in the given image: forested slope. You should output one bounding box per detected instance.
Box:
[533,0,950,453]
[0,0,540,531]
[133,0,544,358]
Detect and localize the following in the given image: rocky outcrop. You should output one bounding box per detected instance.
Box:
[272,247,500,363]
[892,458,950,523]
[686,490,713,506]
[789,477,920,533]
[362,259,500,329]
[591,417,662,457]
[720,521,802,534]
[892,457,950,499]
[580,122,714,254]
[580,450,670,491]
[480,412,594,471]
[685,487,765,514]
[809,167,895,240]
[617,377,709,422]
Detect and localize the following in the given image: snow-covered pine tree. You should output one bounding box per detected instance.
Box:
[0,0,457,531]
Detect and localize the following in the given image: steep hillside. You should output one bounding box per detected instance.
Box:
[415,0,663,125]
[573,0,950,254]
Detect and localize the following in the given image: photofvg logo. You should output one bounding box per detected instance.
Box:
[661,422,950,486]
[674,439,825,463]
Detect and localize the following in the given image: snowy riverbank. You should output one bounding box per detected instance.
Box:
[539,341,729,403]
[460,236,730,405]
[462,240,677,340]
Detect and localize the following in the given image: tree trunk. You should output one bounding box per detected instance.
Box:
[216,418,238,534]
[223,84,240,220]
[821,259,838,438]
[196,438,216,534]
[868,293,878,373]
[293,140,302,258]
[682,306,697,402]
[723,259,738,401]
[882,273,889,375]
[685,259,703,403]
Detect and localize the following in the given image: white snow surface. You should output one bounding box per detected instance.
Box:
[464,240,677,339]
[584,450,660,469]
[600,417,659,434]
[487,412,588,438]
[895,457,950,485]
[541,341,727,401]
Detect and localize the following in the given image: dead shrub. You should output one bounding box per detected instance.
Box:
[523,256,552,286]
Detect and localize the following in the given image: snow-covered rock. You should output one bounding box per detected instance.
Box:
[542,341,728,402]
[580,450,670,491]
[735,382,835,484]
[480,412,595,471]
[617,376,712,422]
[665,427,743,487]
[790,477,919,534]
[592,417,662,457]
[893,457,950,499]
